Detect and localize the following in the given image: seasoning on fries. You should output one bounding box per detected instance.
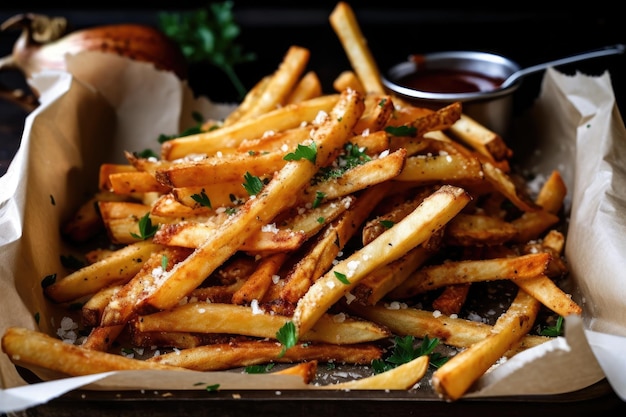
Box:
[1,1,581,399]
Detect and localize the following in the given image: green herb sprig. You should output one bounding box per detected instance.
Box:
[158,1,256,100]
[130,213,159,240]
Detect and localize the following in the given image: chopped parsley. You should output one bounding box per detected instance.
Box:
[385,125,417,137]
[334,271,350,285]
[379,219,395,229]
[283,142,317,164]
[130,213,158,240]
[242,172,264,196]
[245,363,275,373]
[137,148,159,159]
[312,190,325,208]
[205,384,220,392]
[276,321,297,358]
[158,1,257,100]
[372,335,447,373]
[158,111,205,143]
[312,142,370,184]
[161,255,169,270]
[539,315,564,337]
[191,189,212,208]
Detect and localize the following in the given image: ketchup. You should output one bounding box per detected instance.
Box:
[397,68,504,94]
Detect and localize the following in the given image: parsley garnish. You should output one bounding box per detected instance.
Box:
[130,213,158,240]
[372,335,447,373]
[158,112,205,143]
[385,125,417,137]
[540,316,564,337]
[206,384,220,392]
[313,142,370,184]
[242,172,263,196]
[334,271,350,285]
[245,363,275,373]
[161,255,168,271]
[283,142,317,164]
[191,189,212,208]
[312,190,325,208]
[158,1,256,100]
[276,321,297,358]
[137,148,159,159]
[379,219,395,229]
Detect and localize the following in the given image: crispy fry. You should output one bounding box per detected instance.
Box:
[145,89,365,312]
[135,302,390,344]
[44,241,164,303]
[292,185,471,338]
[1,327,183,376]
[345,302,550,355]
[449,114,513,161]
[432,289,541,401]
[329,2,385,95]
[147,339,382,371]
[320,355,429,390]
[161,94,340,160]
[333,70,365,95]
[286,71,323,104]
[231,253,288,305]
[387,252,552,298]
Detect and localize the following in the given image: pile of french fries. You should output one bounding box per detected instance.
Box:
[1,2,583,401]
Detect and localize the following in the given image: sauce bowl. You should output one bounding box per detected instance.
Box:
[382,50,522,135]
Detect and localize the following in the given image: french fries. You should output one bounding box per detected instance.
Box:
[1,1,581,397]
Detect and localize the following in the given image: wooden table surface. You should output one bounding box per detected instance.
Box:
[1,2,625,415]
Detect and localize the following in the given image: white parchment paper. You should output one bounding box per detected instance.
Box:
[0,53,625,412]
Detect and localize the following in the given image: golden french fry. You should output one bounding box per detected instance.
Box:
[395,152,483,184]
[345,302,550,355]
[292,185,471,339]
[44,241,164,303]
[155,149,286,188]
[231,252,288,305]
[135,302,390,344]
[223,75,271,127]
[431,283,471,316]
[81,324,124,352]
[147,339,382,371]
[449,113,512,161]
[237,45,310,121]
[333,70,365,95]
[319,355,429,390]
[352,246,431,306]
[388,252,552,298]
[329,2,385,94]
[145,89,365,312]
[286,70,323,104]
[444,212,519,246]
[1,327,183,376]
[432,289,541,401]
[108,170,171,194]
[276,185,388,311]
[273,360,318,384]
[100,245,194,326]
[161,94,340,161]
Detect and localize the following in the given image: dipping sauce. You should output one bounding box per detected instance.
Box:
[396,68,504,94]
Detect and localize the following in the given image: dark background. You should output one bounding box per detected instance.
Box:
[1,1,625,415]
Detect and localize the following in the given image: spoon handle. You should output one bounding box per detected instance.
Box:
[501,44,625,88]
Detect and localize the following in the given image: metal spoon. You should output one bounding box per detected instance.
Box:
[499,44,625,89]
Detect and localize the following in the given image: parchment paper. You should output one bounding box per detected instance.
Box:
[1,52,625,412]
